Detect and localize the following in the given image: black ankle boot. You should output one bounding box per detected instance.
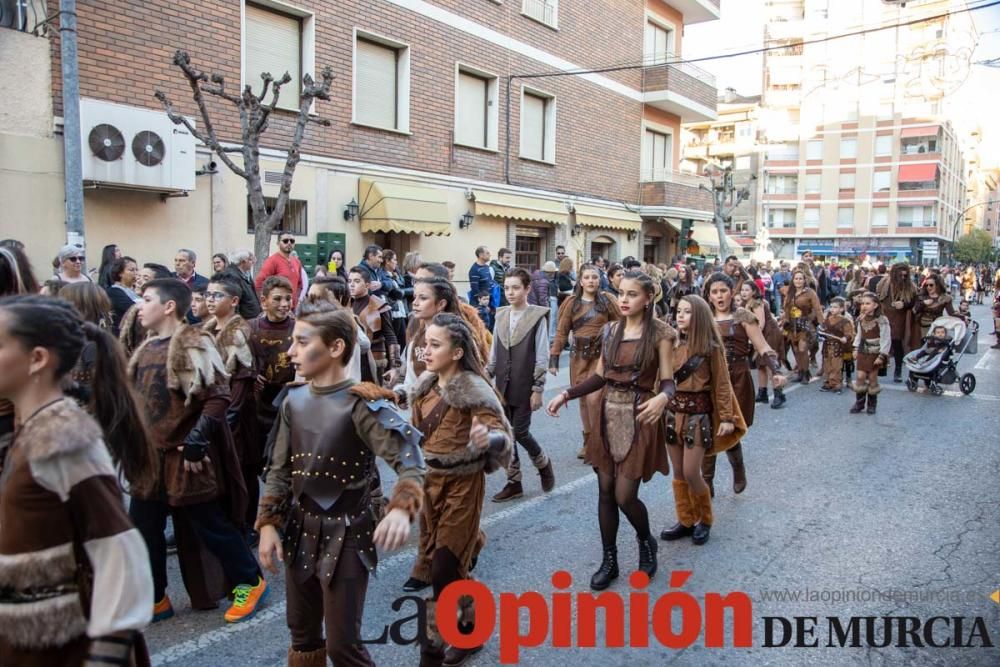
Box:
[799,369,811,385]
[866,393,878,414]
[660,522,695,540]
[692,522,711,545]
[590,545,619,591]
[770,387,786,409]
[755,387,769,403]
[637,534,657,578]
[849,392,866,414]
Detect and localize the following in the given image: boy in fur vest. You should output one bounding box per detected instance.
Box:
[488,268,555,502]
[128,278,267,624]
[818,297,854,393]
[205,274,260,533]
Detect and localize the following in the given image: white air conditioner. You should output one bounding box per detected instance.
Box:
[80,98,196,192]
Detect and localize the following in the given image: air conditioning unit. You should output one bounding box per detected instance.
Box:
[80,98,196,193]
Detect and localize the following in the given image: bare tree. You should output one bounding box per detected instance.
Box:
[155,50,334,274]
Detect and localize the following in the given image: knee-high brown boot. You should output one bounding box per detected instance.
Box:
[849,381,867,414]
[726,443,747,494]
[688,487,714,545]
[660,479,697,540]
[420,598,445,667]
[701,454,717,498]
[287,647,326,667]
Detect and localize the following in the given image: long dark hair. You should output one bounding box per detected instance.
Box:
[679,294,723,357]
[428,313,497,392]
[414,277,463,318]
[571,263,611,315]
[97,244,118,289]
[783,269,811,319]
[604,270,659,370]
[59,281,113,329]
[0,245,39,295]
[0,296,157,489]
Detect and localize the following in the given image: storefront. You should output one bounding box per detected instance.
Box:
[794,238,918,264]
[572,203,643,264]
[471,190,570,272]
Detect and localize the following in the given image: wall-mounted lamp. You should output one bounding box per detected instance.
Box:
[459,211,475,229]
[627,230,637,242]
[343,198,359,221]
[570,223,581,237]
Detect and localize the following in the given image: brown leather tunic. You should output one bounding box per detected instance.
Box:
[783,288,823,344]
[717,314,755,428]
[550,295,621,384]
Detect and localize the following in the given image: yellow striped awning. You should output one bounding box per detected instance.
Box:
[472,190,569,225]
[573,203,642,231]
[358,178,452,236]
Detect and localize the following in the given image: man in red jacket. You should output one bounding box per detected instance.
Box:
[255,234,303,307]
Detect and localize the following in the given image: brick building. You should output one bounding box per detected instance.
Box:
[1,0,719,283]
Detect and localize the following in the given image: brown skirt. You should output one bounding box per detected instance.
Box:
[587,387,670,482]
[857,352,880,374]
[729,361,756,428]
[410,471,485,582]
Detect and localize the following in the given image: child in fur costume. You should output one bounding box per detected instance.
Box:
[128,279,267,624]
[205,273,260,532]
[408,313,513,667]
[257,302,425,667]
[818,297,854,393]
[851,292,891,415]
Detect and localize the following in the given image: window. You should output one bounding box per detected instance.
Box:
[837,206,854,228]
[246,196,307,235]
[767,208,796,228]
[805,173,822,193]
[767,174,797,194]
[645,19,673,64]
[769,142,799,160]
[806,140,823,160]
[897,205,934,227]
[737,122,753,139]
[354,33,410,132]
[521,89,555,163]
[872,207,888,227]
[839,172,855,191]
[873,170,891,192]
[875,135,892,156]
[455,67,498,150]
[642,128,672,181]
[245,3,306,111]
[523,0,557,28]
[735,155,751,170]
[515,235,541,272]
[803,207,820,227]
[840,138,857,158]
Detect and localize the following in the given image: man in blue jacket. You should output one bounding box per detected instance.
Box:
[469,245,496,305]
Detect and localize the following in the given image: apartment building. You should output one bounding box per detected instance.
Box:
[0,0,720,282]
[758,0,973,265]
[680,89,762,257]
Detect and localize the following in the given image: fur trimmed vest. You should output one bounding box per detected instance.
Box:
[128,323,229,405]
[203,315,254,375]
[409,371,512,475]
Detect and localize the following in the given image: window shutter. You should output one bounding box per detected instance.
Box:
[522,93,545,160]
[245,5,301,111]
[457,72,488,147]
[356,38,398,129]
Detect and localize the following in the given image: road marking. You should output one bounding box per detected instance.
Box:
[151,473,598,665]
[975,348,999,371]
[876,382,999,401]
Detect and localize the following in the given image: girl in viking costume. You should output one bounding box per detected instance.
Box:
[348,266,400,384]
[546,271,675,590]
[409,313,512,667]
[549,264,621,461]
[781,268,823,384]
[850,292,891,415]
[256,302,426,667]
[912,273,956,344]
[0,296,156,666]
[659,295,746,547]
[875,263,918,382]
[702,275,785,498]
[740,281,788,408]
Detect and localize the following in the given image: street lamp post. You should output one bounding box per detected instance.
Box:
[949,200,996,263]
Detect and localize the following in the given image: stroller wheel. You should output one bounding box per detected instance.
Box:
[960,374,976,395]
[905,375,918,392]
[929,382,944,396]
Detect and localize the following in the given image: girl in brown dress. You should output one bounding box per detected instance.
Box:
[546,271,675,590]
[659,295,746,547]
[549,264,621,460]
[740,280,789,409]
[781,269,823,384]
[850,293,891,415]
[408,313,512,667]
[912,273,955,346]
[704,275,785,497]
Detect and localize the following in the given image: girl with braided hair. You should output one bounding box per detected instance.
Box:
[408,312,512,667]
[549,263,621,461]
[547,271,675,590]
[0,295,156,666]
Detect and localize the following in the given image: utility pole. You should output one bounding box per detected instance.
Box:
[700,164,755,258]
[60,0,85,249]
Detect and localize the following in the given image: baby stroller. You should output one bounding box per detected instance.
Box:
[903,316,978,396]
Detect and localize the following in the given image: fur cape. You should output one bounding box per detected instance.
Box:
[875,263,917,304]
[128,323,229,405]
[117,303,145,356]
[733,307,759,327]
[203,315,253,375]
[409,370,512,475]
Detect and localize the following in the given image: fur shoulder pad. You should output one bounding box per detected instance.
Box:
[350,382,397,403]
[205,316,253,374]
[653,317,677,342]
[409,371,504,419]
[19,398,102,463]
[168,324,229,403]
[733,308,759,326]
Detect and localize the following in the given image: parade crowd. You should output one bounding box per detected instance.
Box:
[0,234,996,666]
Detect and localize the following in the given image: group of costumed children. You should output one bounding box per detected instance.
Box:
[0,256,906,667]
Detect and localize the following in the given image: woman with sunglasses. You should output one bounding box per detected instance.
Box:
[41,244,92,295]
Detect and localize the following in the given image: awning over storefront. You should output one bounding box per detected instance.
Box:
[900,125,939,138]
[358,178,452,236]
[897,163,938,183]
[574,203,642,231]
[690,222,724,249]
[472,190,568,225]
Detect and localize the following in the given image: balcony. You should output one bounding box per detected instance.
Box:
[0,0,47,34]
[668,0,721,25]
[643,55,717,122]
[640,170,714,216]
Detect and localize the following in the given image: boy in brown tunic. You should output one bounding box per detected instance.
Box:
[819,297,855,393]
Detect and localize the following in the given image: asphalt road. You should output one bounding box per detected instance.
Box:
[145,303,1000,667]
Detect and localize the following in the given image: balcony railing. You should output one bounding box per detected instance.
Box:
[640,172,714,213]
[643,51,717,88]
[0,0,47,34]
[643,54,717,118]
[523,0,556,27]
